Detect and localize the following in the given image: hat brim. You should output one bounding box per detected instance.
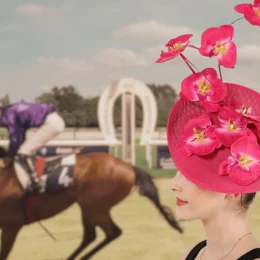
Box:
[167,82,260,194]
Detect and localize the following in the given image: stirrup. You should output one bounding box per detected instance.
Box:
[15,154,42,193]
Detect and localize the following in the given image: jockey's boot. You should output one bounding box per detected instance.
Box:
[15,154,41,193]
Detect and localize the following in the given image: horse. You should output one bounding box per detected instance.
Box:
[0,148,183,260]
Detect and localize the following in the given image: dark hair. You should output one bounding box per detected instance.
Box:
[241,193,257,209]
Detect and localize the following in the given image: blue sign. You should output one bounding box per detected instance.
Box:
[157,146,176,169]
[37,145,109,157]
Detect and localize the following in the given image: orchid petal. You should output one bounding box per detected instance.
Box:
[247,115,260,122]
[229,165,260,185]
[156,51,180,63]
[231,136,260,160]
[205,125,217,138]
[244,6,260,26]
[214,128,247,147]
[199,45,213,57]
[246,128,258,141]
[212,25,235,44]
[201,27,218,45]
[206,126,222,147]
[201,68,218,78]
[181,73,202,101]
[176,142,192,157]
[234,4,250,13]
[182,113,212,137]
[201,100,221,112]
[166,34,193,46]
[186,138,219,156]
[219,158,231,176]
[201,25,234,46]
[216,41,237,68]
[207,80,227,103]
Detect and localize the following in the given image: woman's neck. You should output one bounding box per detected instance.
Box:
[201,211,251,259]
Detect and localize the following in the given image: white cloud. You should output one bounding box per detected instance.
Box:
[238,45,260,60]
[93,48,149,68]
[0,24,21,33]
[16,4,49,15]
[113,20,198,41]
[36,57,93,72]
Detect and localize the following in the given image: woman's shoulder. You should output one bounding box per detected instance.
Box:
[182,240,206,260]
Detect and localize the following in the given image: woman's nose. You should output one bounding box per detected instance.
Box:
[170,172,182,191]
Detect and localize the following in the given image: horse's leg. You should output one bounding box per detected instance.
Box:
[0,226,21,260]
[79,211,122,260]
[66,215,96,260]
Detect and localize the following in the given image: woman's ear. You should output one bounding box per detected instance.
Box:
[225,193,240,201]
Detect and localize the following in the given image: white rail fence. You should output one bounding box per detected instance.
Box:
[0,129,176,169]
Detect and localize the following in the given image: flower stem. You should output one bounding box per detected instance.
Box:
[181,54,201,73]
[218,63,223,81]
[180,53,196,73]
[182,55,220,91]
[188,44,200,50]
[230,16,244,25]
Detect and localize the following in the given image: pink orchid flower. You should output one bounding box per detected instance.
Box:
[199,25,237,68]
[233,102,260,122]
[234,0,260,26]
[156,34,193,63]
[219,136,260,185]
[180,68,227,112]
[215,107,248,147]
[177,113,222,157]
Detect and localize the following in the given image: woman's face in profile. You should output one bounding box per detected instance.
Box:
[170,171,228,221]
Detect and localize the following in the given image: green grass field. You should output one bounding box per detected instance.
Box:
[7,179,260,260]
[0,133,180,259]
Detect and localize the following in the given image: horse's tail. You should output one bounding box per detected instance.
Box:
[132,166,183,233]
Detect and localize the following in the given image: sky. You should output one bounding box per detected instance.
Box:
[1,0,260,102]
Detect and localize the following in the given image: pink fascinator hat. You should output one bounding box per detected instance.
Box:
[156,1,260,193]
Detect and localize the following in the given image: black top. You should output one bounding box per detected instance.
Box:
[185,240,260,260]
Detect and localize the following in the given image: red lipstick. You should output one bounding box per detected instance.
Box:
[176,197,188,206]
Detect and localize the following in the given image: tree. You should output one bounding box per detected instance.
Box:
[146,83,178,127]
[34,83,178,128]
[35,85,86,127]
[0,94,10,105]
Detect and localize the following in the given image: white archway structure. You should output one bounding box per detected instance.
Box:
[98,78,158,163]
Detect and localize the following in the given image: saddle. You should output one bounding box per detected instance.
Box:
[14,153,76,195]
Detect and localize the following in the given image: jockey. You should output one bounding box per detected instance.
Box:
[0,101,65,192]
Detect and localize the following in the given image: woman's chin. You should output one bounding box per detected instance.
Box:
[176,207,199,221]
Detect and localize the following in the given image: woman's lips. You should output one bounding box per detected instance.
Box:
[176,197,188,206]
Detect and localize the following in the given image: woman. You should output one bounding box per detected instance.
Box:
[155,2,260,259]
[171,170,260,259]
[0,101,65,193]
[167,84,260,260]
